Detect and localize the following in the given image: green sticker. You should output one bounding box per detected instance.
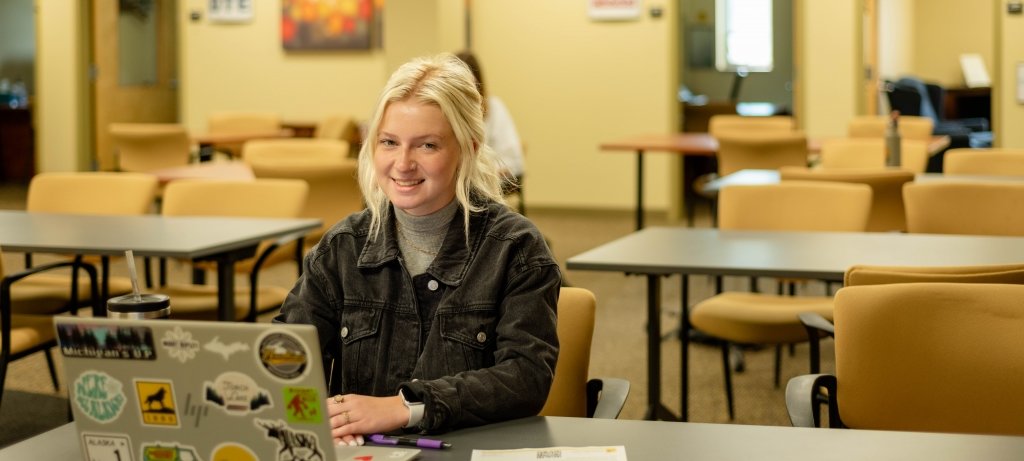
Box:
[282,387,322,424]
[75,371,127,423]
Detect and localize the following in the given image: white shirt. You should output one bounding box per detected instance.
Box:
[485,96,525,177]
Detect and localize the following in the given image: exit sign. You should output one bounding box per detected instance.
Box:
[209,0,254,23]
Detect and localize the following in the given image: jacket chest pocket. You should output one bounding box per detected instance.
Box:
[439,308,497,373]
[339,306,383,390]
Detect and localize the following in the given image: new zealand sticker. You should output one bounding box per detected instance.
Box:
[282,387,322,424]
[140,441,202,461]
[135,380,180,427]
[82,433,134,461]
[210,443,257,461]
[160,326,201,363]
[203,336,250,360]
[204,371,273,415]
[257,332,308,380]
[58,323,156,360]
[254,419,324,461]
[74,371,127,423]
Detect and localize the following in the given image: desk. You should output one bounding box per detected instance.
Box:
[192,128,295,161]
[151,161,255,186]
[0,210,319,320]
[601,133,951,230]
[702,169,1024,194]
[7,416,1024,460]
[567,227,1024,421]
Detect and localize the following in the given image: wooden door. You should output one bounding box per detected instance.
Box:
[91,0,178,171]
[862,0,879,115]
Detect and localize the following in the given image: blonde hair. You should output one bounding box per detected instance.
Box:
[358,53,506,240]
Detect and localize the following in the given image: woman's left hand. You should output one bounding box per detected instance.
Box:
[326,393,409,446]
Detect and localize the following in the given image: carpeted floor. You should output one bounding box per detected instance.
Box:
[0,182,835,448]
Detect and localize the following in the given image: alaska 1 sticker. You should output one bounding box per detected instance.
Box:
[82,433,134,461]
[74,371,127,423]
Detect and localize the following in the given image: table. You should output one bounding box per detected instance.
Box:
[151,161,255,186]
[702,169,1024,194]
[6,416,1024,460]
[0,210,319,320]
[600,133,951,230]
[567,227,1024,421]
[192,128,295,161]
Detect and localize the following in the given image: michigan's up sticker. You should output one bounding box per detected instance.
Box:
[204,371,273,415]
[135,380,180,427]
[82,433,134,461]
[58,323,156,360]
[74,371,127,423]
[140,441,202,461]
[257,332,308,380]
[282,387,322,424]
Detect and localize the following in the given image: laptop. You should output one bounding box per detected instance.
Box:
[55,317,419,461]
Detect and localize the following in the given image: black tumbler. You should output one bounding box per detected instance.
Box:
[107,293,170,319]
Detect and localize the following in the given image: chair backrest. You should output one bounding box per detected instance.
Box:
[718,181,872,232]
[833,283,1024,435]
[26,172,158,215]
[313,114,354,140]
[161,178,308,219]
[109,123,192,172]
[242,138,348,162]
[207,112,281,134]
[779,166,915,232]
[844,263,1024,287]
[818,138,927,173]
[847,115,933,142]
[903,181,1024,236]
[715,131,809,176]
[540,287,596,418]
[943,148,1024,176]
[708,115,795,137]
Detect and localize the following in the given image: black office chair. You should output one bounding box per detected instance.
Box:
[884,78,991,149]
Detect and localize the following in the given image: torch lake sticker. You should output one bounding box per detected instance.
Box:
[82,433,134,461]
[140,441,202,461]
[204,371,273,415]
[254,419,324,461]
[210,443,258,461]
[134,379,180,427]
[257,331,308,380]
[282,386,322,424]
[74,371,127,423]
[57,323,156,360]
[160,326,201,363]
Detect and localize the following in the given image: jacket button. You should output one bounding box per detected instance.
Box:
[340,326,349,338]
[427,280,439,291]
[476,331,487,343]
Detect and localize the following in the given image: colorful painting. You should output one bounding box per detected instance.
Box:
[281,0,383,50]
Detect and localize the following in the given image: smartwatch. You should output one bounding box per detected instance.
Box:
[398,387,424,428]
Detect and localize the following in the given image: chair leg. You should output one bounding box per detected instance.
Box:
[720,342,735,420]
[774,345,783,388]
[44,348,60,391]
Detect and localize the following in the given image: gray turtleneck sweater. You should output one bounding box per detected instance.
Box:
[394,199,459,275]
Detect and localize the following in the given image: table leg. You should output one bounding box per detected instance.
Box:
[216,257,236,321]
[680,274,690,422]
[636,150,645,230]
[643,275,680,421]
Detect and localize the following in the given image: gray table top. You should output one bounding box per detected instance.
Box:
[5,417,1024,460]
[0,210,320,259]
[702,169,1024,194]
[567,227,1024,281]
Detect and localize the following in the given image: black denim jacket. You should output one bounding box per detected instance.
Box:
[274,201,560,432]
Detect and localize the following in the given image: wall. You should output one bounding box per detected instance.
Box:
[796,0,859,137]
[877,0,914,82]
[35,0,86,172]
[912,0,993,86]
[0,0,35,93]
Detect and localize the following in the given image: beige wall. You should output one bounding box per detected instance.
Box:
[913,0,993,86]
[996,1,1024,147]
[877,0,915,82]
[35,0,87,172]
[796,0,860,137]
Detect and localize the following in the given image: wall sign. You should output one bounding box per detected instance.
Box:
[209,0,254,23]
[588,0,642,21]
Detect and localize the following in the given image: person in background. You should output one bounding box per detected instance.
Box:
[275,53,560,446]
[455,50,525,193]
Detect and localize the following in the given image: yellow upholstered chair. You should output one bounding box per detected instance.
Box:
[206,112,282,159]
[818,138,929,173]
[779,166,915,232]
[708,115,795,136]
[109,123,192,172]
[904,182,1024,236]
[943,148,1024,176]
[787,282,1024,435]
[714,131,809,177]
[539,287,629,419]
[158,178,308,321]
[689,181,872,419]
[243,139,362,252]
[847,115,933,142]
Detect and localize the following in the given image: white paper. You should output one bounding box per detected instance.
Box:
[960,53,991,88]
[472,445,627,460]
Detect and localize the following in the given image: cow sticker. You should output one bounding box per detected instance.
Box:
[135,379,180,427]
[204,372,273,415]
[254,418,324,461]
[82,433,134,461]
[74,371,127,423]
[257,332,309,381]
[140,441,202,461]
[282,387,322,424]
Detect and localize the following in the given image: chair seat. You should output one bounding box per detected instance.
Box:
[691,292,833,344]
[160,284,290,321]
[10,274,133,315]
[7,314,58,356]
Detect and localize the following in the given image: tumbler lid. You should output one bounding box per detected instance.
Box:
[107,293,170,319]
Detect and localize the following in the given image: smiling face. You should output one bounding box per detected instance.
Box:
[374,99,461,216]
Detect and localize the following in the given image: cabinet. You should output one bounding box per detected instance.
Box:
[0,107,35,183]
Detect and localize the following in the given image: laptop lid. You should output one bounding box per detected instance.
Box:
[55,317,418,461]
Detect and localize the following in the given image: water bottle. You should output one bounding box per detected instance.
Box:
[885,110,901,167]
[107,293,170,319]
[10,79,27,109]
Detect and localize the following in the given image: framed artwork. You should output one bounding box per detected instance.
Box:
[281,0,383,50]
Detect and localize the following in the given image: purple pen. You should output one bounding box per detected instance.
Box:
[369,434,452,449]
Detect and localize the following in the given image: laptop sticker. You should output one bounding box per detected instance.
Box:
[204,336,250,360]
[160,326,201,363]
[58,323,156,360]
[204,371,273,415]
[210,443,258,461]
[82,432,134,461]
[75,371,128,423]
[257,331,309,381]
[140,441,202,461]
[254,418,325,461]
[135,379,181,427]
[283,386,323,424]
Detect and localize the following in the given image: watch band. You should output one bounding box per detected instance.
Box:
[399,389,425,428]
